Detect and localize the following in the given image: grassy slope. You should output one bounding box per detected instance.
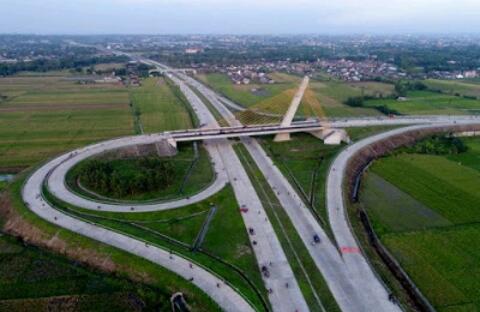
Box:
[260,127,398,239]
[0,76,133,169]
[363,147,480,311]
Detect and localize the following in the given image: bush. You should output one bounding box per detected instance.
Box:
[345,96,364,107]
[407,135,467,155]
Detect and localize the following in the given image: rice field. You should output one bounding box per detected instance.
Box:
[130,77,193,133]
[364,90,480,115]
[0,76,133,170]
[362,142,480,311]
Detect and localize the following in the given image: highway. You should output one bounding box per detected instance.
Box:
[177,68,402,311]
[22,146,254,312]
[27,57,310,311]
[22,49,480,312]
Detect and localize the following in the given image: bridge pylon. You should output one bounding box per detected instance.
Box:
[274,76,310,142]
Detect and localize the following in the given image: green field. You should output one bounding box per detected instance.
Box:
[364,90,480,115]
[424,79,480,98]
[308,80,388,117]
[0,76,134,170]
[196,73,298,108]
[0,235,172,311]
[362,138,480,311]
[131,77,195,133]
[0,72,228,310]
[197,72,392,119]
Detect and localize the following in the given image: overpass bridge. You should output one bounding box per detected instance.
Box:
[162,116,479,148]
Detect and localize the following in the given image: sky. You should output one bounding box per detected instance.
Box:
[1,0,480,35]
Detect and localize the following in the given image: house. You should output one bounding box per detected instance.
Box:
[464,70,478,79]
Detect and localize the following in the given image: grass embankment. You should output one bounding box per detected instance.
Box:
[0,76,133,170]
[364,90,480,115]
[235,143,340,312]
[43,184,269,311]
[2,175,220,311]
[361,137,480,311]
[67,143,214,202]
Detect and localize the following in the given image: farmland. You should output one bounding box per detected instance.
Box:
[0,235,171,311]
[361,138,480,311]
[424,79,480,98]
[0,72,226,310]
[197,72,394,118]
[196,73,299,108]
[364,90,480,115]
[130,77,195,133]
[309,80,389,117]
[0,76,133,170]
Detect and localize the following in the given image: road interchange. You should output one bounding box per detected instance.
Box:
[21,55,480,312]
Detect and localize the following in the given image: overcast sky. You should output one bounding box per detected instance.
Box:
[1,0,480,35]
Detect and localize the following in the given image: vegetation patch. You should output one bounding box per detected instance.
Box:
[0,75,133,170]
[68,143,214,201]
[364,90,480,115]
[402,135,468,155]
[362,173,451,235]
[196,73,297,107]
[361,136,480,311]
[130,77,194,133]
[78,157,175,198]
[371,154,480,224]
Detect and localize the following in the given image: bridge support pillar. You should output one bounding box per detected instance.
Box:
[273,132,291,142]
[153,138,178,156]
[309,128,351,145]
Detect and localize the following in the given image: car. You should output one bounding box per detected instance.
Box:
[261,266,270,278]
